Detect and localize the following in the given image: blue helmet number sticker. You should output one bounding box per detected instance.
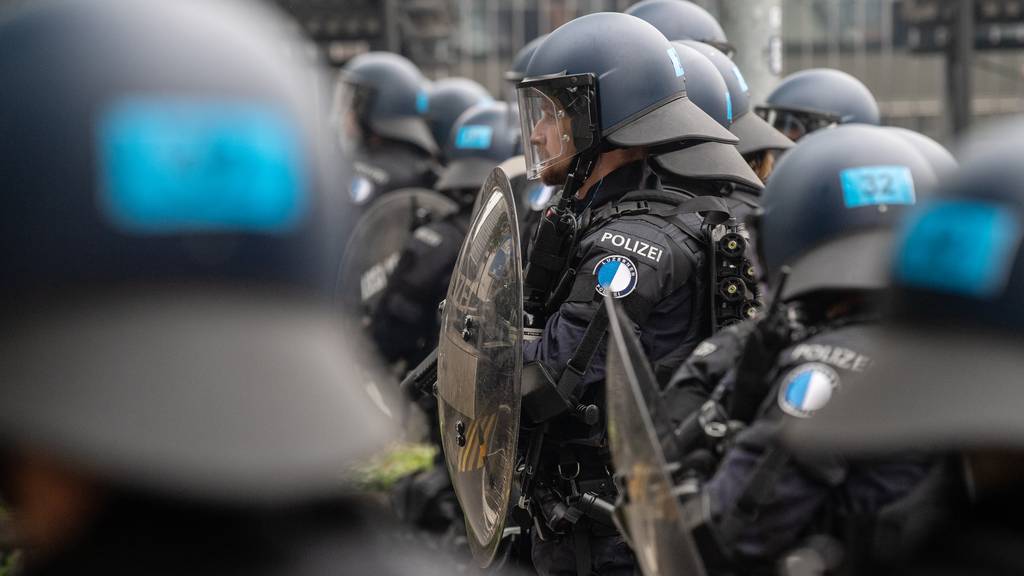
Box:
[455,125,494,150]
[840,165,916,209]
[732,65,750,93]
[895,199,1022,299]
[98,98,308,234]
[667,47,686,78]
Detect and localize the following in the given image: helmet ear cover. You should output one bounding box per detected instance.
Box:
[517,72,603,159]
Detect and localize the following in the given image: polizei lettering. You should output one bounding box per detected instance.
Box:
[599,232,664,263]
[790,343,872,372]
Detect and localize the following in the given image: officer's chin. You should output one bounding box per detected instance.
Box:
[539,160,570,187]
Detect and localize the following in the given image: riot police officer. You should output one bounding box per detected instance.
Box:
[680,40,794,184]
[511,12,736,575]
[625,0,734,56]
[659,125,942,574]
[787,118,1024,575]
[424,77,493,164]
[372,100,521,371]
[756,68,880,141]
[337,51,441,205]
[0,0,445,573]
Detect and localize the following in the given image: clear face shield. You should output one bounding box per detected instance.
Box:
[755,106,840,142]
[515,74,599,181]
[330,73,372,153]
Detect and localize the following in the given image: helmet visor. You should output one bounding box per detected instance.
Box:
[755,107,839,142]
[516,74,598,181]
[330,74,371,152]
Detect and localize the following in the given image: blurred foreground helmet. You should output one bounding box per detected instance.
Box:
[0,0,392,503]
[756,68,880,141]
[424,77,492,161]
[625,0,733,56]
[887,126,958,178]
[338,51,438,156]
[789,117,1024,454]
[652,42,762,190]
[517,12,735,180]
[683,40,793,156]
[437,101,521,195]
[757,125,936,300]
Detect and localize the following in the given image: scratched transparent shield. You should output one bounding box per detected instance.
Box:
[605,295,708,576]
[437,167,522,567]
[337,188,458,319]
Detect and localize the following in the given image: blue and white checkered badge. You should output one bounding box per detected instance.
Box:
[594,255,638,299]
[778,363,840,418]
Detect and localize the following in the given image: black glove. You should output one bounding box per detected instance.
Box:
[727,311,794,424]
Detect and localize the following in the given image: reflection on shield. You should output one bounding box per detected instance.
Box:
[336,188,458,319]
[437,168,523,567]
[605,295,708,576]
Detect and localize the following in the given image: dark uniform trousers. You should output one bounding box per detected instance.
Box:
[524,161,709,576]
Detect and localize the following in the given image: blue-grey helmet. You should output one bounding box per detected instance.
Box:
[0,0,392,502]
[756,68,880,141]
[757,124,936,301]
[683,40,793,156]
[437,101,521,194]
[425,77,493,161]
[887,127,958,178]
[789,117,1024,454]
[506,34,548,84]
[338,51,438,156]
[516,12,735,180]
[652,42,762,190]
[625,0,733,56]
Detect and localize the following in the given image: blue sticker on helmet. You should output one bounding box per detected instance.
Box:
[455,125,494,150]
[98,98,308,234]
[725,91,734,123]
[732,66,750,93]
[839,165,916,209]
[895,200,1022,298]
[416,90,430,114]
[667,47,686,78]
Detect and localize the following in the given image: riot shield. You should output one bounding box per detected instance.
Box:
[337,188,458,318]
[605,295,708,576]
[437,168,522,567]
[494,155,552,257]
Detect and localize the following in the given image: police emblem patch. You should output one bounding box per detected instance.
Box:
[349,175,374,205]
[594,255,638,299]
[778,363,840,418]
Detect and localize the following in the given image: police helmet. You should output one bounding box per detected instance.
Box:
[505,34,548,84]
[652,42,762,190]
[625,0,733,56]
[757,124,936,301]
[437,101,521,196]
[756,68,880,141]
[0,0,392,503]
[338,51,439,156]
[789,117,1024,453]
[887,127,958,178]
[517,12,735,180]
[683,40,793,156]
[425,77,493,161]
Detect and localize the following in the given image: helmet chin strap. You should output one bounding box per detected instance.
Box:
[555,148,601,215]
